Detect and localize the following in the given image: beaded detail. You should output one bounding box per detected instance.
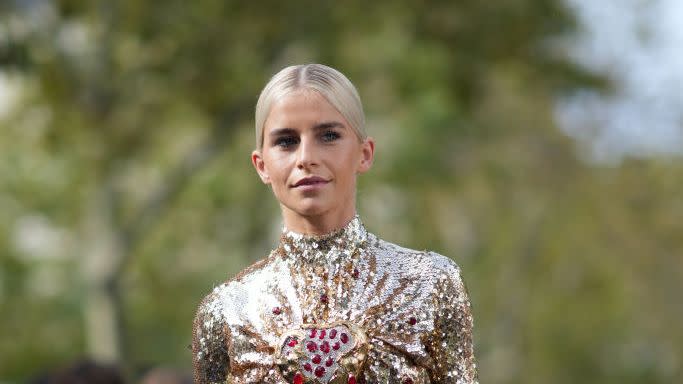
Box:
[192,216,478,383]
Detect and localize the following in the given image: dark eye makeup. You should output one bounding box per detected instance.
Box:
[269,125,343,149]
[321,130,341,142]
[273,135,299,148]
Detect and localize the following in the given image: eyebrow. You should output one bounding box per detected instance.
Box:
[314,121,345,130]
[268,121,346,137]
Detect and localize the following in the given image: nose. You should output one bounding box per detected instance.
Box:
[296,136,318,169]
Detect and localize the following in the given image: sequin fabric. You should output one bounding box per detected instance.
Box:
[192,216,477,384]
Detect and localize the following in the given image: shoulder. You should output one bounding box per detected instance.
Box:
[194,253,278,322]
[368,233,465,282]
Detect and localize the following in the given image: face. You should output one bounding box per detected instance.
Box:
[252,89,374,231]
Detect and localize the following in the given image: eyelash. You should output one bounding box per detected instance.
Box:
[321,130,341,142]
[273,130,341,148]
[274,136,299,148]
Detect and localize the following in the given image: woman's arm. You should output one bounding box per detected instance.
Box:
[427,256,478,384]
[192,295,230,384]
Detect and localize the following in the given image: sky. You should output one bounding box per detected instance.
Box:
[557,0,683,163]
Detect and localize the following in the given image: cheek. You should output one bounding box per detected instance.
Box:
[267,166,286,184]
[334,156,359,186]
[337,148,361,176]
[264,155,294,185]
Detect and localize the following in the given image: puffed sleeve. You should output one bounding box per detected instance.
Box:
[192,293,230,384]
[427,255,478,383]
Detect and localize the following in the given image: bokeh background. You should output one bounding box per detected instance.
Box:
[1,0,681,383]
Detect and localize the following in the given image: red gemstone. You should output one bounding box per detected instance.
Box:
[310,329,317,338]
[312,354,322,364]
[348,374,357,384]
[319,329,326,339]
[287,338,298,347]
[340,333,349,344]
[352,268,359,278]
[332,342,341,350]
[320,294,329,304]
[272,307,282,315]
[329,329,337,339]
[408,317,417,326]
[325,357,333,367]
[314,366,326,378]
[320,341,330,354]
[293,372,304,384]
[306,341,318,352]
[303,363,312,372]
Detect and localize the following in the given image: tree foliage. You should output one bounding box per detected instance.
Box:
[0,1,680,383]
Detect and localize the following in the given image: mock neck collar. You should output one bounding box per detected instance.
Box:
[278,215,368,263]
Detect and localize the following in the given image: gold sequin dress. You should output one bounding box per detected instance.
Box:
[192,216,477,384]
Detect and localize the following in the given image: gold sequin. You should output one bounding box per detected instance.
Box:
[192,216,478,383]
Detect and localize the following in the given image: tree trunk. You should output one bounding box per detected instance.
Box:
[81,185,124,363]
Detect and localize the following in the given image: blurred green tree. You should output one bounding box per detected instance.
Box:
[0,1,680,383]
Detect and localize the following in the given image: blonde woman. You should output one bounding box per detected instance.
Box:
[192,64,477,384]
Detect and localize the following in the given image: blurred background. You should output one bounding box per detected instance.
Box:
[0,0,681,383]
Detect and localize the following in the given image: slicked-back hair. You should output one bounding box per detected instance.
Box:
[254,64,366,149]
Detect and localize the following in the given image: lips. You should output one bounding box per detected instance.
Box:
[292,176,329,188]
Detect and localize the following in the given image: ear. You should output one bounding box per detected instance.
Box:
[251,150,271,184]
[356,137,375,174]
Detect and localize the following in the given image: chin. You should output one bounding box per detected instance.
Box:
[288,199,331,218]
[294,205,328,218]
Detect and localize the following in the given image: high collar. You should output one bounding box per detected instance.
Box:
[278,215,368,263]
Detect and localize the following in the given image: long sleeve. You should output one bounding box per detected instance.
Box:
[192,295,230,384]
[427,256,478,384]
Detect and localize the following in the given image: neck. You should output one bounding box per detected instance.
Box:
[281,207,357,236]
[278,214,367,264]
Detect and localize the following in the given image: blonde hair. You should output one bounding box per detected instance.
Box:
[254,64,366,149]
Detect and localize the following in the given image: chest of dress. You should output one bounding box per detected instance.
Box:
[225,277,438,384]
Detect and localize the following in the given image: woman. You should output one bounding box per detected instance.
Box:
[192,64,478,384]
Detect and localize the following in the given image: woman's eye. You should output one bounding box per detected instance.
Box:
[321,131,340,142]
[274,136,299,148]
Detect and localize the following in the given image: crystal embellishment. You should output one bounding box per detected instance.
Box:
[277,322,368,383]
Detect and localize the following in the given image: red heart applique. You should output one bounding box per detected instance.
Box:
[277,322,367,384]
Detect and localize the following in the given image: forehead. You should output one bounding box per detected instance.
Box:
[265,90,346,128]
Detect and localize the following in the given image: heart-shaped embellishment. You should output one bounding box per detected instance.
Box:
[277,321,368,384]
